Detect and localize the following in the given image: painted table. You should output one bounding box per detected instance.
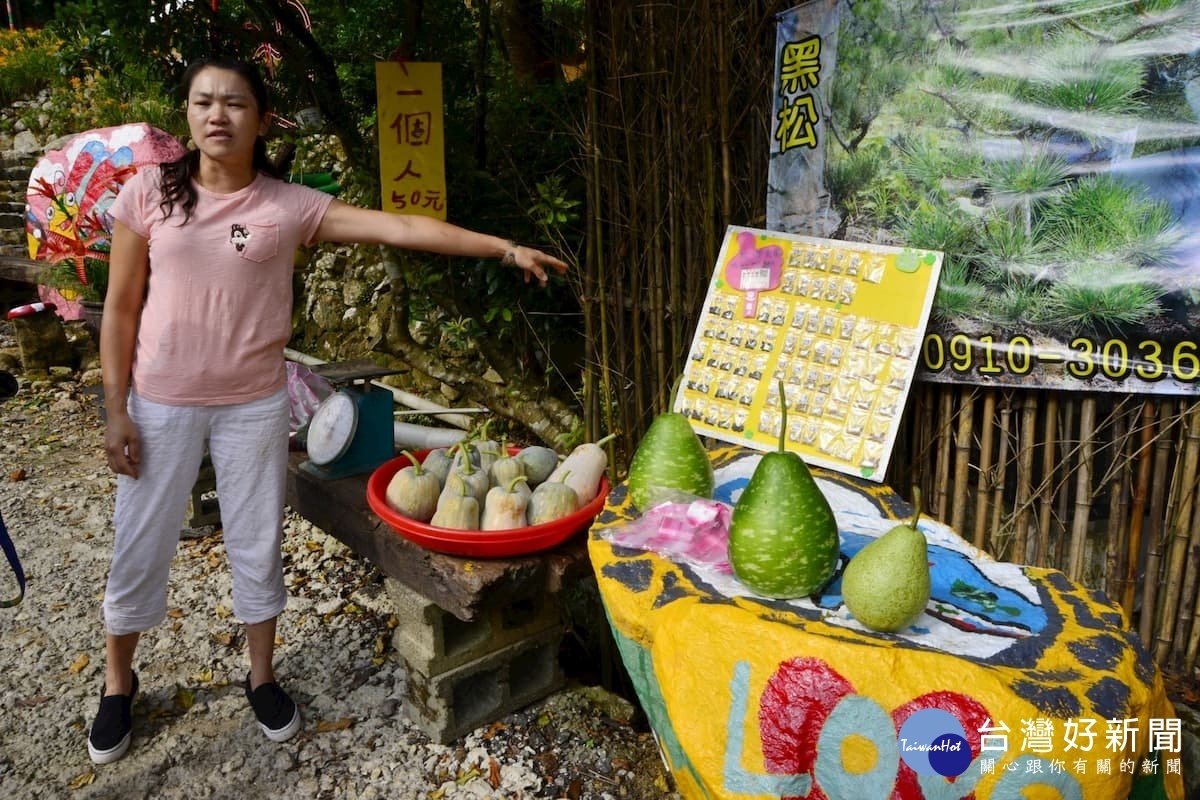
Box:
[589,446,1185,800]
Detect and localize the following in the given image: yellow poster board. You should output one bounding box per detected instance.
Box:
[678,225,942,481]
[375,62,447,219]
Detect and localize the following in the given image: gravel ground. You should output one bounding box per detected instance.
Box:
[0,323,679,800]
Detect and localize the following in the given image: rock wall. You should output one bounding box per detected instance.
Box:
[0,148,37,256]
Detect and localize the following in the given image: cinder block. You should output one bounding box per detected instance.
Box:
[401,627,565,743]
[186,454,221,528]
[386,577,561,675]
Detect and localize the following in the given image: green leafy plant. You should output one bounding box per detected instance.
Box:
[528,175,581,228]
[0,28,62,105]
[38,254,109,303]
[931,256,989,323]
[1043,259,1162,334]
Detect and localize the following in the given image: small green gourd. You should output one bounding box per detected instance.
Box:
[461,420,502,474]
[482,475,531,530]
[422,447,455,486]
[450,442,490,506]
[545,433,617,506]
[475,437,503,474]
[430,474,481,530]
[528,472,581,525]
[516,446,560,486]
[489,444,527,489]
[384,450,440,522]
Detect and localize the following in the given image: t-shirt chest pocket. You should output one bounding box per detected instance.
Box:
[230,222,279,263]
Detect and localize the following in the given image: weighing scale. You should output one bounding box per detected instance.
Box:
[299,360,400,480]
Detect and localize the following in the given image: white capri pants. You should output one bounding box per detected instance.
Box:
[102,389,291,635]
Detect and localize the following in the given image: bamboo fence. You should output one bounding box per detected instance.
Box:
[886,384,1200,678]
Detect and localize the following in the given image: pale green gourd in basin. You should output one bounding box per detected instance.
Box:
[840,488,931,632]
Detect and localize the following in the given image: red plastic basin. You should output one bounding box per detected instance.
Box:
[366,448,609,558]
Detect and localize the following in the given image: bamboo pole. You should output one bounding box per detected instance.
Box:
[934,389,954,522]
[1054,399,1076,569]
[988,394,1013,558]
[1014,394,1037,564]
[973,390,997,549]
[1066,397,1096,584]
[915,384,937,511]
[1140,399,1177,645]
[1153,403,1200,665]
[1122,400,1155,615]
[1036,393,1059,568]
[1180,484,1200,670]
[1168,407,1200,670]
[951,387,975,533]
[1103,408,1130,602]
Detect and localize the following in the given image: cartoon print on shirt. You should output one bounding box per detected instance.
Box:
[230,223,251,252]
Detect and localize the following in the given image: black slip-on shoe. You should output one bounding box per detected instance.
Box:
[244,672,301,742]
[87,670,138,765]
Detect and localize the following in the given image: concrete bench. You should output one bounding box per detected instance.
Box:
[0,255,41,309]
[0,255,41,286]
[284,452,594,743]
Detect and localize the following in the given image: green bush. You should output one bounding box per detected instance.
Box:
[0,28,62,106]
[30,67,181,138]
[3,24,181,139]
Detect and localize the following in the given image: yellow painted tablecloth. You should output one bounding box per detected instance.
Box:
[589,446,1184,800]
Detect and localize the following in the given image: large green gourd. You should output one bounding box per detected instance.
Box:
[728,381,840,599]
[626,377,715,511]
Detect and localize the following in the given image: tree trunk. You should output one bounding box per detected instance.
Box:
[379,255,581,445]
[493,0,558,86]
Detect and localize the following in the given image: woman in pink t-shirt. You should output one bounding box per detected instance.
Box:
[87,57,567,765]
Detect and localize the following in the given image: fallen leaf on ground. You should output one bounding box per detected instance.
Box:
[68,771,95,789]
[314,717,354,733]
[482,721,507,739]
[174,687,194,710]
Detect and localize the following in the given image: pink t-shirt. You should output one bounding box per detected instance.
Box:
[109,168,333,405]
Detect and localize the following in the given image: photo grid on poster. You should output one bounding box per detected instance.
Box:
[677,226,943,481]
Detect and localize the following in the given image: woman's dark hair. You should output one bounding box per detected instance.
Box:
[159,58,282,224]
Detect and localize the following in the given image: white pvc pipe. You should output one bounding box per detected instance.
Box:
[284,347,485,431]
[392,421,467,451]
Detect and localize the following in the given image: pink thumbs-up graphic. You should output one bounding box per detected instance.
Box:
[724,231,783,318]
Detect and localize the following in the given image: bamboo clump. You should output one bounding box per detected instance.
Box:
[891,387,1200,678]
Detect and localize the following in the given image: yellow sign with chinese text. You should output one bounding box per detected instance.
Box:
[376,62,447,219]
[678,225,942,482]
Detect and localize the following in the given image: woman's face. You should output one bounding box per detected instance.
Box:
[185,66,266,166]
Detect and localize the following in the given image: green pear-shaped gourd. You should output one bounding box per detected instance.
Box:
[627,378,714,510]
[384,450,440,522]
[489,441,527,488]
[728,381,839,599]
[840,489,930,632]
[516,446,560,487]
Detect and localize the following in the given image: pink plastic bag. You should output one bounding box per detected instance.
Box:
[603,500,733,573]
[286,362,333,434]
